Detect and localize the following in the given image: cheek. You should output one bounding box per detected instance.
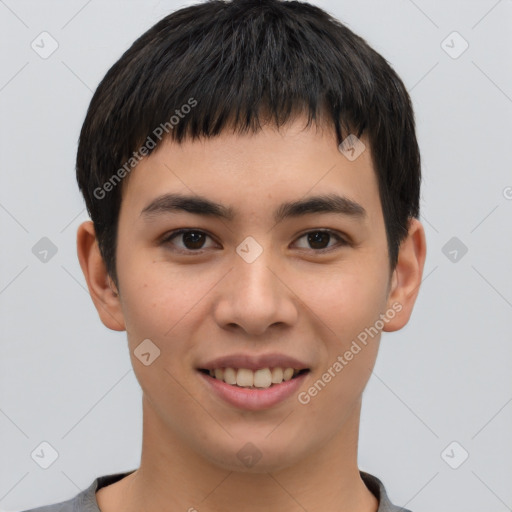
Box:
[293,261,389,342]
[118,261,225,387]
[291,258,387,404]
[340,281,388,343]
[119,260,211,336]
[118,264,210,414]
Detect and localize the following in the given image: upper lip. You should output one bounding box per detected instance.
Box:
[198,353,310,371]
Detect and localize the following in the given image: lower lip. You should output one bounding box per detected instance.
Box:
[198,370,309,411]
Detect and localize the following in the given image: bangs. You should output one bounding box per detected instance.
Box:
[87,0,376,167]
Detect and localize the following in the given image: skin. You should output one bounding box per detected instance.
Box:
[77,116,426,512]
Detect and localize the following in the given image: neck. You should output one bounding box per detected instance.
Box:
[101,396,378,512]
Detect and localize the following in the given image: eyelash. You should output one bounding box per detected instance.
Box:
[160,228,349,254]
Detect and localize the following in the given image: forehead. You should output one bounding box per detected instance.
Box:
[118,117,382,227]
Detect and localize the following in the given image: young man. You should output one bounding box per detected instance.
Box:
[24,0,426,510]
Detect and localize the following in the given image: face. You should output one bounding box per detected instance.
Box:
[112,117,397,472]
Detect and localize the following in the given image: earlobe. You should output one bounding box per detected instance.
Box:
[76,220,126,332]
[383,218,427,332]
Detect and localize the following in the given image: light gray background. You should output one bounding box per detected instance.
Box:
[1,0,511,511]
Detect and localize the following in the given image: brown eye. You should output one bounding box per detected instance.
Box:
[293,230,347,252]
[181,231,206,249]
[307,231,331,250]
[162,229,217,252]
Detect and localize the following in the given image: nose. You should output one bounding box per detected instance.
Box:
[212,248,299,336]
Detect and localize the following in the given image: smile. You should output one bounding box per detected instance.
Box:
[199,367,309,389]
[197,368,310,411]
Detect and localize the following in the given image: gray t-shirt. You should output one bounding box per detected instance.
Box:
[20,470,412,512]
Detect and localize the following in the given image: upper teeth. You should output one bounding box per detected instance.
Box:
[208,367,300,388]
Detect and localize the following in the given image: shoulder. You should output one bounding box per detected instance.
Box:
[17,471,135,512]
[17,484,95,512]
[17,489,89,512]
[360,471,413,512]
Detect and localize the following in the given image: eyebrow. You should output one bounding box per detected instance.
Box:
[140,192,367,224]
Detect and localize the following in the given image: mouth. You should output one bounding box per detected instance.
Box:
[198,367,310,389]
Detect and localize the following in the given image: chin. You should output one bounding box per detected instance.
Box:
[196,435,308,474]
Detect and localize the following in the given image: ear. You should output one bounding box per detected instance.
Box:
[76,220,126,331]
[383,218,427,332]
